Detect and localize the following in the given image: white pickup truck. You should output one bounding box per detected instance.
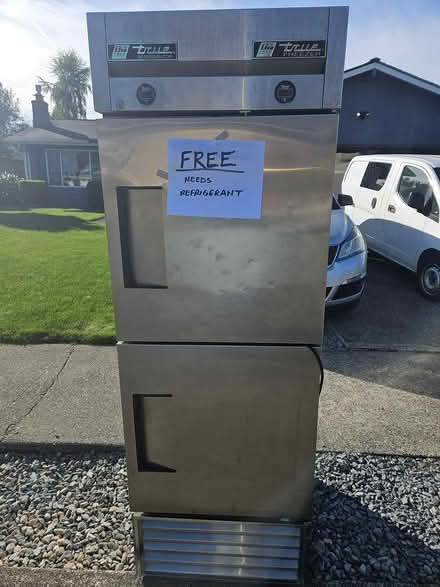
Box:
[342,154,440,300]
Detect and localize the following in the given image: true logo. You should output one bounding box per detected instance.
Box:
[255,41,277,58]
[253,40,326,59]
[107,43,177,61]
[111,44,129,60]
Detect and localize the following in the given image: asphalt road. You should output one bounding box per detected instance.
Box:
[327,254,440,350]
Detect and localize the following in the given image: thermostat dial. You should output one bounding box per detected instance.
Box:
[274,80,296,104]
[136,83,156,106]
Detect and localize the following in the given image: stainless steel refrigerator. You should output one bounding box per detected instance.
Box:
[88,7,347,583]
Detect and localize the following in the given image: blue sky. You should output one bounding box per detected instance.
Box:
[1,0,439,121]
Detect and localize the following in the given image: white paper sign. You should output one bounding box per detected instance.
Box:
[167,138,265,219]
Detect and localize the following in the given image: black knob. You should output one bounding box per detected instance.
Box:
[136,83,156,106]
[274,80,296,104]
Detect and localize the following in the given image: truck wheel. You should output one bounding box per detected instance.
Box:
[417,253,440,301]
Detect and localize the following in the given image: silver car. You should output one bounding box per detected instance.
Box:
[326,195,367,308]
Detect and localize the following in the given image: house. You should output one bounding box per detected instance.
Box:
[6,86,99,208]
[339,58,440,153]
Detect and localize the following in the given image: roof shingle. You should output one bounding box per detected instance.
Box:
[6,119,98,146]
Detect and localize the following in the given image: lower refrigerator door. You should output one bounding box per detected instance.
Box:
[118,343,321,520]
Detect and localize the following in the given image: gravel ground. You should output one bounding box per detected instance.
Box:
[0,450,439,584]
[0,451,134,572]
[310,452,440,584]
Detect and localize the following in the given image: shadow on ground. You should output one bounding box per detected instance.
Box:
[0,212,103,232]
[308,479,440,583]
[321,350,440,399]
[327,255,439,348]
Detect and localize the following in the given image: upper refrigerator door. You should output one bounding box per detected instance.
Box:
[98,113,337,345]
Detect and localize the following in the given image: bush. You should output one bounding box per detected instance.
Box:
[0,171,22,183]
[87,180,104,212]
[19,180,49,207]
[0,173,23,208]
[0,177,48,209]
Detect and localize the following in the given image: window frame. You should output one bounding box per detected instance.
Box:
[360,161,392,192]
[396,163,432,207]
[396,163,439,222]
[24,150,31,179]
[44,148,99,188]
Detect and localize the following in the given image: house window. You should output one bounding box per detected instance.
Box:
[47,150,62,185]
[45,150,100,187]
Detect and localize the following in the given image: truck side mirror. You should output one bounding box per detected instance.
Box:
[407,191,425,213]
[338,193,354,207]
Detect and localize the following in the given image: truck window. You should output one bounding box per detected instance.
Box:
[360,162,392,191]
[397,165,433,209]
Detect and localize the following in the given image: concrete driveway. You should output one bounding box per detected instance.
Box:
[327,254,440,350]
[318,350,440,455]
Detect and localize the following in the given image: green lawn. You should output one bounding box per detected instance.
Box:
[0,208,115,344]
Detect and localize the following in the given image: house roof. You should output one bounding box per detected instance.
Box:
[6,119,98,146]
[344,58,440,97]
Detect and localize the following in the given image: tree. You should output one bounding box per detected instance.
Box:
[0,82,24,137]
[0,83,27,176]
[39,50,91,120]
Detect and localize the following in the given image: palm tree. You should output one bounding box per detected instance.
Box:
[39,50,91,119]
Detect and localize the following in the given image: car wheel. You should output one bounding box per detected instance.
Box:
[417,253,440,301]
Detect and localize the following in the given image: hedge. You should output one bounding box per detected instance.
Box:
[87,180,104,212]
[0,180,48,209]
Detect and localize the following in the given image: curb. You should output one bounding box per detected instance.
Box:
[0,568,139,587]
[0,567,433,587]
[0,567,428,587]
[0,441,125,454]
[1,443,439,460]
[324,323,440,354]
[343,342,440,353]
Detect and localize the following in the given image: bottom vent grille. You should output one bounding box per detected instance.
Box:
[137,516,303,583]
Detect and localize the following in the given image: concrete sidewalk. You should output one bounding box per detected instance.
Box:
[1,344,439,456]
[0,568,139,587]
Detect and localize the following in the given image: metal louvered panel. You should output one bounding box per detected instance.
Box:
[144,540,300,559]
[145,562,297,581]
[142,518,302,536]
[139,516,303,583]
[143,529,300,548]
[144,550,299,569]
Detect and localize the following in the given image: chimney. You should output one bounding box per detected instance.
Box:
[32,84,50,128]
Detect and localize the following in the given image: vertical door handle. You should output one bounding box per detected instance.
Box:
[388,205,396,213]
[371,197,377,209]
[133,394,176,473]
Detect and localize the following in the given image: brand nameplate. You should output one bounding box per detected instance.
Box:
[107,43,177,61]
[253,40,326,59]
